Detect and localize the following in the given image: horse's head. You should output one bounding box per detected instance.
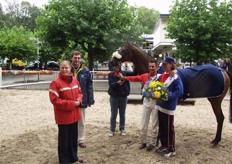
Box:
[111,51,123,64]
[111,42,151,74]
[112,42,136,62]
[111,43,131,63]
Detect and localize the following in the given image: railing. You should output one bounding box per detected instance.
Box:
[0,69,141,94]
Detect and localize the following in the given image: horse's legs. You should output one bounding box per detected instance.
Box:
[208,97,224,147]
[207,72,230,147]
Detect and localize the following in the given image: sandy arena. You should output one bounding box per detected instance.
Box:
[0,90,232,164]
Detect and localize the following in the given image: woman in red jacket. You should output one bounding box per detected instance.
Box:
[49,60,83,164]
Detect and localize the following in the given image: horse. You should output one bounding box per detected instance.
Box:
[112,42,232,147]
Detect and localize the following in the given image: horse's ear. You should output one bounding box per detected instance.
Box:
[123,40,130,46]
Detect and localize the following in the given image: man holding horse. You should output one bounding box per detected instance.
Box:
[107,61,136,137]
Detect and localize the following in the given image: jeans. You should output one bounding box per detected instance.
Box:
[110,96,128,132]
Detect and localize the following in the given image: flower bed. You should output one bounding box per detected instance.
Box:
[2,70,55,76]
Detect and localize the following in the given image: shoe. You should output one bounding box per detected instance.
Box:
[139,143,147,149]
[78,158,84,163]
[155,146,167,154]
[79,143,86,148]
[163,151,176,157]
[109,131,115,137]
[120,130,126,136]
[70,157,84,163]
[146,144,155,151]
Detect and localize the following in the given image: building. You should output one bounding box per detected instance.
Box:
[152,14,174,60]
[141,14,175,62]
[142,34,154,57]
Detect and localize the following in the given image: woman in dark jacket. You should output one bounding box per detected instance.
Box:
[108,61,135,137]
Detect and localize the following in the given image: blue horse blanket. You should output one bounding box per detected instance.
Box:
[177,64,225,99]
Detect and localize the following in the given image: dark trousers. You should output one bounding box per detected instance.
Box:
[58,122,78,164]
[158,110,175,152]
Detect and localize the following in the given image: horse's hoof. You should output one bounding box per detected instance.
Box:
[210,140,218,148]
[210,143,218,148]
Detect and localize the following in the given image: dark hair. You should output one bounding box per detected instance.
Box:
[171,63,176,70]
[149,60,157,66]
[71,51,82,58]
[111,61,121,67]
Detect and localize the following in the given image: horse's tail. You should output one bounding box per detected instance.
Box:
[226,71,232,123]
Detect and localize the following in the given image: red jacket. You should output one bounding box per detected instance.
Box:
[126,73,157,87]
[49,73,83,124]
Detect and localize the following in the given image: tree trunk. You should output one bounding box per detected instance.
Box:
[88,46,93,71]
[9,58,13,70]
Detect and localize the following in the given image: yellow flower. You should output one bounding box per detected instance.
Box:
[154,91,161,98]
[143,80,169,101]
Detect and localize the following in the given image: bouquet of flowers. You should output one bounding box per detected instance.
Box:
[143,81,169,101]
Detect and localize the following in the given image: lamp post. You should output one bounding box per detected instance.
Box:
[29,37,41,81]
[29,37,41,70]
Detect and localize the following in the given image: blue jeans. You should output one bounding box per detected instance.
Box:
[110,96,128,132]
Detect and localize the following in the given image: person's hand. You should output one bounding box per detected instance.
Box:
[117,79,124,85]
[120,76,126,81]
[170,70,177,77]
[75,100,80,106]
[118,72,124,78]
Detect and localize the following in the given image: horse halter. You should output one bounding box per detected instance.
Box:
[118,43,130,62]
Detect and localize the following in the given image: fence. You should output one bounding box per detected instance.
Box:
[0,69,142,94]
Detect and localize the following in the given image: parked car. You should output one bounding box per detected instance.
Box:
[25,61,59,70]
[25,62,43,70]
[45,61,59,70]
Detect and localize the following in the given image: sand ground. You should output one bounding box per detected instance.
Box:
[0,89,232,164]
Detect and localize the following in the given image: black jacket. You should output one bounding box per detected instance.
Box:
[71,64,95,108]
[108,71,135,97]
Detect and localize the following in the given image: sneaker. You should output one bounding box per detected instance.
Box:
[120,130,126,136]
[155,146,167,154]
[163,151,176,157]
[146,144,155,151]
[139,143,147,149]
[109,131,115,137]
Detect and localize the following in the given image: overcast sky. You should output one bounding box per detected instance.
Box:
[1,0,174,14]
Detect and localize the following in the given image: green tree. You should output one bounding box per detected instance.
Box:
[19,1,41,31]
[36,0,142,70]
[0,25,36,69]
[166,0,232,64]
[3,0,40,31]
[135,6,160,34]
